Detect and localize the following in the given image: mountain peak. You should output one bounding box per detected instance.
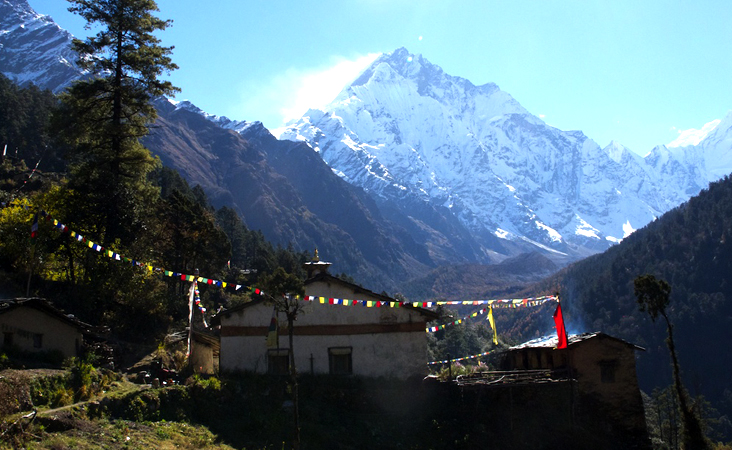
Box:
[351,47,439,88]
[603,140,632,163]
[700,110,732,145]
[0,0,86,92]
[284,46,673,260]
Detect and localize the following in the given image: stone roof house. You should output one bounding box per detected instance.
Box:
[0,298,88,358]
[500,332,649,446]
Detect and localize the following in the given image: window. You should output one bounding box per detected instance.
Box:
[328,347,352,375]
[600,360,618,383]
[33,333,43,349]
[267,349,290,375]
[2,332,12,347]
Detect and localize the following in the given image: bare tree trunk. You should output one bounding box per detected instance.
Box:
[287,310,300,450]
[663,312,708,449]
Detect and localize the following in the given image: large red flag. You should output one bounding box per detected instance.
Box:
[553,302,568,349]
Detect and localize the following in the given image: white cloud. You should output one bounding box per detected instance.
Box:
[279,53,380,124]
[668,118,721,148]
[233,53,379,130]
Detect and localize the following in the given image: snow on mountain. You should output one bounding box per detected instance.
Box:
[4,0,732,265]
[279,48,708,259]
[171,99,260,134]
[668,117,722,149]
[696,111,732,181]
[0,0,86,92]
[645,111,732,197]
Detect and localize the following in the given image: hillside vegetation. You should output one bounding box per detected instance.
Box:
[539,174,732,440]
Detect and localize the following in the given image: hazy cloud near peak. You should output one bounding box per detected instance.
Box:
[233,53,380,130]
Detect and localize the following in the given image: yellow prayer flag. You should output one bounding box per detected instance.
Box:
[488,306,498,345]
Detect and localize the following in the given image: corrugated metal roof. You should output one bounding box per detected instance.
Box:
[509,332,645,351]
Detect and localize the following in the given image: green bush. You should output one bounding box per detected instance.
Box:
[189,374,221,391]
[30,373,71,407]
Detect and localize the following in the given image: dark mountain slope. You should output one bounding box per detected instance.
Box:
[240,125,434,272]
[143,100,433,289]
[537,175,732,430]
[399,252,559,301]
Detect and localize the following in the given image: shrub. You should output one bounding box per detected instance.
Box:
[30,373,71,407]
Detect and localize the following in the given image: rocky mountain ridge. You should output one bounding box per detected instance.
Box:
[280,48,732,261]
[0,0,85,93]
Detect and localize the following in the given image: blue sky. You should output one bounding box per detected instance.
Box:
[28,0,732,155]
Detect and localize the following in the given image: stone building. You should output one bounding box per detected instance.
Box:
[0,298,87,358]
[497,332,650,447]
[213,254,438,379]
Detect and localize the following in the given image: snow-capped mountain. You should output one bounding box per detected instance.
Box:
[0,0,85,92]
[171,100,261,135]
[280,48,732,259]
[4,0,732,268]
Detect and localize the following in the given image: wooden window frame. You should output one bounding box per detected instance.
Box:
[267,348,290,375]
[328,346,353,375]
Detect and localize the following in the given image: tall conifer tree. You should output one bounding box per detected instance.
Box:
[48,0,178,333]
[55,0,178,246]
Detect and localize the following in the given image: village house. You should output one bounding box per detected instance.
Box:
[213,253,438,379]
[189,329,220,375]
[0,297,88,359]
[503,332,647,426]
[454,331,649,448]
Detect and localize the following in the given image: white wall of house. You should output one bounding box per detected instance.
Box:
[218,279,432,379]
[220,330,427,378]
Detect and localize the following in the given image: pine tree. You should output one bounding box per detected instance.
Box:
[54,0,179,246]
[44,0,178,336]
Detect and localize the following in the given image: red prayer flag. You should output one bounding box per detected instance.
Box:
[553,303,568,349]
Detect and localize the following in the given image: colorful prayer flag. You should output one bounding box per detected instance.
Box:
[488,306,498,345]
[30,212,38,238]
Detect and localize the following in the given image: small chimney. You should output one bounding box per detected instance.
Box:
[303,248,332,278]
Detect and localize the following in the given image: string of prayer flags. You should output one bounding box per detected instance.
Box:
[425,296,558,333]
[193,282,208,327]
[17,205,257,295]
[427,349,496,365]
[301,294,558,311]
[7,201,561,339]
[431,296,558,307]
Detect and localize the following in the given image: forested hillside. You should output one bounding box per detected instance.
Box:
[0,73,308,343]
[540,174,732,437]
